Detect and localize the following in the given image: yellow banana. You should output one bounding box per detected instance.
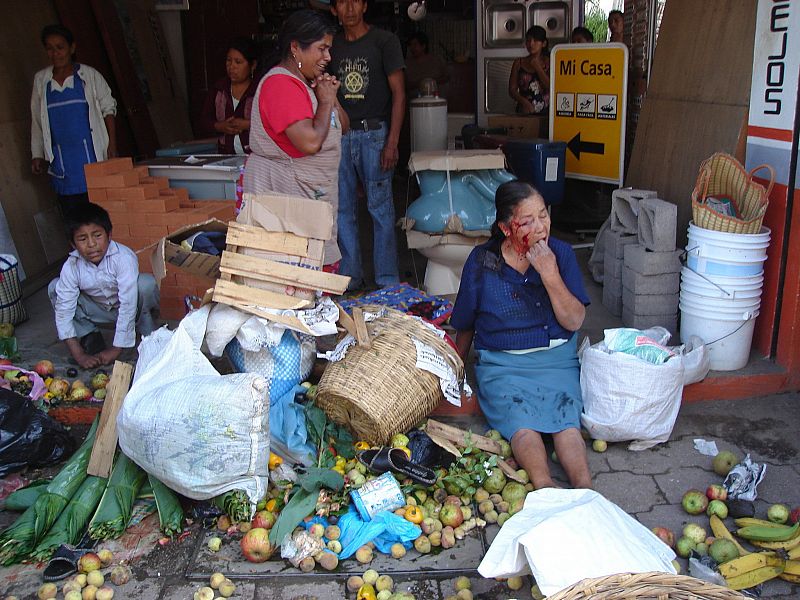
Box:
[734,517,788,529]
[709,514,750,556]
[356,584,377,600]
[789,545,800,560]
[724,565,784,590]
[737,522,800,542]
[750,534,800,551]
[783,559,800,576]
[779,572,800,584]
[718,552,784,579]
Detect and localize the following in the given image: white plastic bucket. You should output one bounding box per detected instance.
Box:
[680,268,763,300]
[686,222,770,277]
[679,291,760,371]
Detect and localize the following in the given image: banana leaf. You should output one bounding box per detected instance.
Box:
[211,490,251,523]
[137,479,154,499]
[149,475,184,538]
[0,418,98,566]
[29,475,107,561]
[2,480,51,511]
[87,453,146,540]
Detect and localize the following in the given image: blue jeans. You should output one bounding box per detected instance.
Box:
[337,123,399,287]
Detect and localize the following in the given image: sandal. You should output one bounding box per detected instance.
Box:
[43,533,96,582]
[357,448,437,487]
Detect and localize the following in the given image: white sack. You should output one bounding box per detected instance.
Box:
[118,305,269,504]
[478,489,676,596]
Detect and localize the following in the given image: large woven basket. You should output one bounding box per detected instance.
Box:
[691,153,774,234]
[316,305,464,445]
[546,572,749,599]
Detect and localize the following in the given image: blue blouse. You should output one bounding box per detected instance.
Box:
[450,236,590,351]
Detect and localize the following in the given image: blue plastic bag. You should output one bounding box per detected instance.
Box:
[337,506,421,559]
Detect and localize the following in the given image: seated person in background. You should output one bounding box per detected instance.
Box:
[608,9,624,43]
[451,181,592,490]
[405,31,449,98]
[508,26,550,114]
[571,26,594,43]
[48,203,159,369]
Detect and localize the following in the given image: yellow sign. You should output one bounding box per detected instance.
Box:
[549,43,628,184]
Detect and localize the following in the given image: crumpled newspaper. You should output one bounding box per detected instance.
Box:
[724,454,767,501]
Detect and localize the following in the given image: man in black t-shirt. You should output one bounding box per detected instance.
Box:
[330,0,405,289]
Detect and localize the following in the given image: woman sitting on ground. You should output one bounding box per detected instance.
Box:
[451,181,592,489]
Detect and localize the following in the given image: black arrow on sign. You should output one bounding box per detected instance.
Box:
[566,132,605,159]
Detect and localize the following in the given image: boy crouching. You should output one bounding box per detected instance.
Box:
[48,202,159,369]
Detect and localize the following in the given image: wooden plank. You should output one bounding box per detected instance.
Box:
[335,302,358,339]
[425,419,503,455]
[86,361,134,478]
[220,251,350,294]
[352,307,371,348]
[213,295,313,335]
[219,243,237,281]
[226,222,311,257]
[213,279,312,310]
[426,431,463,459]
[497,459,524,483]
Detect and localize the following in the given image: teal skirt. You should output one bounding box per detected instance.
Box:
[475,335,583,440]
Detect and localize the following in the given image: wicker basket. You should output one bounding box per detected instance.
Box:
[691,153,774,234]
[0,255,27,325]
[546,572,749,599]
[315,305,463,445]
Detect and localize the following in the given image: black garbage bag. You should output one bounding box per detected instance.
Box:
[407,429,458,469]
[0,388,76,478]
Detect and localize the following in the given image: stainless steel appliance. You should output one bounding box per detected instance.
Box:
[476,0,582,125]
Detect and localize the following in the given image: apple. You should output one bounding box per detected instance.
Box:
[767,503,790,524]
[706,500,728,519]
[712,451,739,477]
[651,526,675,548]
[683,523,707,544]
[706,484,727,501]
[33,360,55,377]
[790,507,800,525]
[440,504,464,528]
[681,490,709,515]
[78,552,102,573]
[675,537,695,558]
[0,358,13,366]
[240,527,274,563]
[251,510,276,530]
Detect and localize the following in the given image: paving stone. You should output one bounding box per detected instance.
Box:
[605,437,708,475]
[594,471,664,513]
[653,466,720,505]
[111,576,165,599]
[633,503,695,541]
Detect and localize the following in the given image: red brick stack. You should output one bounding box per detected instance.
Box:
[84,157,236,320]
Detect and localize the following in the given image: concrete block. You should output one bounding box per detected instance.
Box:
[603,281,623,316]
[623,265,680,295]
[623,287,679,315]
[638,197,678,252]
[605,229,638,260]
[622,306,678,338]
[610,188,658,234]
[624,244,682,275]
[603,248,624,280]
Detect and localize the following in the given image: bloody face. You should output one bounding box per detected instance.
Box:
[501,195,550,254]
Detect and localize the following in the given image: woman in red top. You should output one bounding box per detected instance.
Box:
[200,37,259,154]
[243,11,349,268]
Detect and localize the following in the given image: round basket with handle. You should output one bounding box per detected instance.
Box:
[545,571,749,599]
[0,255,27,326]
[691,153,774,234]
[315,305,464,445]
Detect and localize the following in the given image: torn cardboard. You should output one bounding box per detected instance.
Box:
[149,218,228,284]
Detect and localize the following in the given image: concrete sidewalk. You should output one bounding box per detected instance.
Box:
[1,288,799,599]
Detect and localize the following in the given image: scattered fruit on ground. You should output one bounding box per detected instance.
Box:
[707,499,729,519]
[356,583,377,600]
[96,549,113,566]
[768,503,790,524]
[356,545,374,564]
[251,510,276,530]
[675,537,695,558]
[325,524,340,540]
[33,360,55,377]
[209,573,226,590]
[551,450,559,464]
[709,538,740,564]
[712,451,739,477]
[217,515,232,530]
[592,439,608,452]
[95,587,114,600]
[308,523,325,538]
[298,556,315,572]
[240,528,274,563]
[483,468,506,494]
[652,526,675,548]
[218,579,236,598]
[531,583,545,599]
[82,584,98,600]
[207,537,222,552]
[375,575,393,592]
[38,583,58,599]
[454,576,471,591]
[790,507,800,525]
[439,504,464,528]
[390,543,406,558]
[347,576,365,592]
[78,553,102,573]
[363,569,379,585]
[706,484,727,501]
[683,523,707,544]
[681,490,709,515]
[194,588,214,600]
[390,433,410,448]
[86,571,104,588]
[507,576,524,590]
[318,551,339,570]
[672,560,681,574]
[90,372,109,390]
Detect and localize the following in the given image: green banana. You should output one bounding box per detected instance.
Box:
[736,522,800,542]
[734,517,788,529]
[718,552,784,579]
[724,565,784,590]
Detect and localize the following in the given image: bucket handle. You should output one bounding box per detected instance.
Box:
[748,163,776,198]
[702,311,759,348]
[680,248,733,297]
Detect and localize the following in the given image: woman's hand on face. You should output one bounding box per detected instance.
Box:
[31,157,47,175]
[520,98,535,114]
[312,74,340,104]
[527,239,558,280]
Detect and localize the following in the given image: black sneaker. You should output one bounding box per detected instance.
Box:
[79,331,106,355]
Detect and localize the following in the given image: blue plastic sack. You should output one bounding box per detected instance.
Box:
[337,506,421,559]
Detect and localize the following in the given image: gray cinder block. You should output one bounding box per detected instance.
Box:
[605,229,638,260]
[624,244,682,276]
[604,249,624,280]
[610,188,658,234]
[622,287,679,315]
[623,265,680,296]
[603,281,623,317]
[621,306,678,340]
[638,198,678,252]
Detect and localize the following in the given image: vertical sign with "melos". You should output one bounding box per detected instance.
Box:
[549,43,628,185]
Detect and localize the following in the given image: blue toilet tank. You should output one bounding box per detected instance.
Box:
[501,138,567,206]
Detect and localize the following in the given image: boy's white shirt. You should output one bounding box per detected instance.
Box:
[53,240,139,348]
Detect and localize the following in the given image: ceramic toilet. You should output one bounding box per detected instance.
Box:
[404,150,515,296]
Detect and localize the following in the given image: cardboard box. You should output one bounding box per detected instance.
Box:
[487,115,549,139]
[150,218,228,284]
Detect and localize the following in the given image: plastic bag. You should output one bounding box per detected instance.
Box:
[478,488,676,597]
[337,506,421,559]
[604,327,676,365]
[407,429,457,469]
[0,389,75,477]
[681,335,711,385]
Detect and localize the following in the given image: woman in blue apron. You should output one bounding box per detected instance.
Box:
[31,24,117,213]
